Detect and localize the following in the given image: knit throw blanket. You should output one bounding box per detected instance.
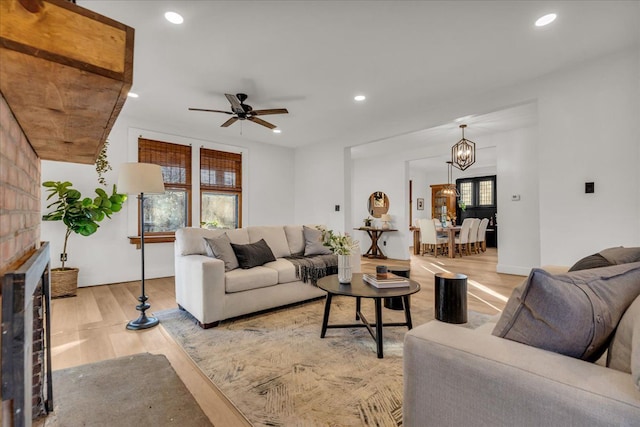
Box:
[285,254,338,286]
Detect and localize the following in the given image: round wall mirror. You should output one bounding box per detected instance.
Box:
[368,191,389,218]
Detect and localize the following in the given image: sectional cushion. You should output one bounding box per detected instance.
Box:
[203,234,239,272]
[225,228,250,245]
[607,296,640,379]
[303,226,331,256]
[492,262,640,362]
[248,226,291,258]
[231,239,277,269]
[224,266,279,293]
[175,227,225,256]
[264,258,298,284]
[284,225,305,256]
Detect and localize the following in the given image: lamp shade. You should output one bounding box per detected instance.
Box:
[117,163,165,195]
[380,214,391,222]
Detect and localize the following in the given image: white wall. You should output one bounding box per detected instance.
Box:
[296,47,639,273]
[41,115,296,287]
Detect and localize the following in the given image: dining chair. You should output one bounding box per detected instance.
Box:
[419,218,448,257]
[468,218,481,254]
[454,218,473,256]
[477,218,490,252]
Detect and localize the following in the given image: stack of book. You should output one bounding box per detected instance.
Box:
[363,273,410,288]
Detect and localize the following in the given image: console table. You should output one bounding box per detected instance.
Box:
[355,227,397,259]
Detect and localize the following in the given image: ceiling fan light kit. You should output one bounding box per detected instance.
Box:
[189,93,288,130]
[451,124,476,171]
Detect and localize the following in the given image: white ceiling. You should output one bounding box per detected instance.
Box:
[80,1,639,150]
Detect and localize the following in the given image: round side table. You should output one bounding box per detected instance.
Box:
[434,272,467,323]
[384,266,411,310]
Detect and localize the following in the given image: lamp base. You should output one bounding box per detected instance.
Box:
[126,314,159,330]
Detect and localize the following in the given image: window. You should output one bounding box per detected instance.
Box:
[200,147,242,229]
[456,175,496,208]
[459,181,473,207]
[138,138,192,234]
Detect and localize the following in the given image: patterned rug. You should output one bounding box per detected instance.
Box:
[156,294,492,427]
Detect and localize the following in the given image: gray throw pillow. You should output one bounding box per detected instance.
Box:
[599,247,640,265]
[303,226,331,256]
[568,253,612,272]
[203,234,239,271]
[231,239,277,269]
[492,262,640,362]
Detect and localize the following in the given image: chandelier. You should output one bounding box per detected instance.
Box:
[440,161,459,197]
[451,124,476,171]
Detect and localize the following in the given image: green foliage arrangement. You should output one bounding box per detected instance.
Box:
[42,181,127,269]
[319,227,359,256]
[95,140,112,186]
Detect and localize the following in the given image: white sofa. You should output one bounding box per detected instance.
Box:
[403,262,640,426]
[174,225,361,328]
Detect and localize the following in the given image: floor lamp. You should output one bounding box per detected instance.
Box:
[117,162,165,330]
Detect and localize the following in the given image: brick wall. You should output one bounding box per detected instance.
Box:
[0,91,41,277]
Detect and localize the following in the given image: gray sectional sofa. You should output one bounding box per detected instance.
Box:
[404,252,640,426]
[174,225,361,328]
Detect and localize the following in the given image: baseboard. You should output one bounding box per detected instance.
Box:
[496,264,530,276]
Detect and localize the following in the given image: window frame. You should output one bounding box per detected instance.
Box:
[199,147,243,229]
[456,175,497,208]
[137,138,193,236]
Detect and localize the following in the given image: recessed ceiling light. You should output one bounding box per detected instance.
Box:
[165,11,184,24]
[273,129,282,134]
[354,95,366,102]
[535,13,556,27]
[127,92,139,98]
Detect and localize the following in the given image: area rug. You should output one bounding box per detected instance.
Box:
[156,296,492,427]
[45,353,212,427]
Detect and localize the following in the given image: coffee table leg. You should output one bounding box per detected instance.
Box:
[375,298,383,358]
[403,295,413,330]
[355,296,361,320]
[321,293,333,338]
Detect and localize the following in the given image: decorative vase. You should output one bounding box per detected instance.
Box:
[337,254,352,284]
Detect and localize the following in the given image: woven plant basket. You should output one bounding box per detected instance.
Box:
[51,268,79,298]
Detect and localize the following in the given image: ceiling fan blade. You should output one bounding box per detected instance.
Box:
[189,108,234,115]
[225,93,245,115]
[252,108,289,116]
[221,117,239,127]
[248,116,277,129]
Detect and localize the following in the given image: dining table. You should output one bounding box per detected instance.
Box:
[436,225,462,258]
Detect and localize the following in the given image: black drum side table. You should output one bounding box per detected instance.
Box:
[384,266,411,310]
[434,272,467,323]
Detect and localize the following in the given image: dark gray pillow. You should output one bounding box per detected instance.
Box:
[203,234,239,271]
[568,253,612,272]
[492,262,640,362]
[231,239,276,269]
[599,247,640,265]
[303,226,331,256]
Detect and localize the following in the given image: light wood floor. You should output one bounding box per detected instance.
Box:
[46,248,523,426]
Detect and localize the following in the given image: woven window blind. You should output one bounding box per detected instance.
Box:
[138,138,191,188]
[200,148,242,192]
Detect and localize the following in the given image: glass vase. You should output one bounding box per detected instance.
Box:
[338,254,352,284]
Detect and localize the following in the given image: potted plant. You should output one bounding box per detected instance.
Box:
[319,227,359,284]
[42,181,127,297]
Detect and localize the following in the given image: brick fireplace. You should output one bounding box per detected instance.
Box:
[1,91,48,424]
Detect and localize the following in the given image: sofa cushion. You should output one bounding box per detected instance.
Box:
[492,262,640,362]
[568,253,612,272]
[175,227,225,256]
[231,239,277,269]
[203,234,239,272]
[248,226,291,258]
[303,226,331,256]
[284,225,305,256]
[264,258,298,284]
[608,296,640,376]
[226,228,250,245]
[225,266,279,293]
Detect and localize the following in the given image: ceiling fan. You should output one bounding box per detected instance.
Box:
[189,93,288,130]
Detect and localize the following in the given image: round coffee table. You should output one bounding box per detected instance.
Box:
[317,273,421,358]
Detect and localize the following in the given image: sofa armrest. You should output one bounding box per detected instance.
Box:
[403,321,640,427]
[174,254,226,325]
